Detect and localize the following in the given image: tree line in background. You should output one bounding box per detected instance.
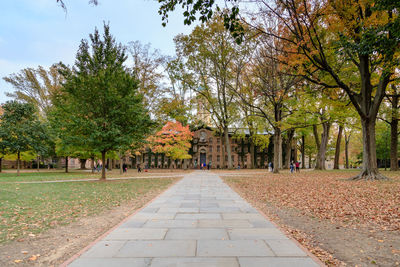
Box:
[155,0,400,180]
[2,0,399,180]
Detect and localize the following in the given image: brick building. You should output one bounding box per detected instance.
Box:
[137,126,275,170]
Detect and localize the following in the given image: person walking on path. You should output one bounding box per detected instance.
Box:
[137,164,142,173]
[295,161,300,172]
[290,161,295,173]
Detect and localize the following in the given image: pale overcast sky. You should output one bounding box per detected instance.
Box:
[0,0,199,103]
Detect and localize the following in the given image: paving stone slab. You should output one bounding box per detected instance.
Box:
[150,257,239,267]
[104,228,167,240]
[115,240,196,257]
[228,228,289,240]
[80,241,126,258]
[157,207,199,213]
[143,219,197,228]
[69,258,150,267]
[249,219,276,228]
[165,228,228,240]
[265,239,308,256]
[200,207,242,213]
[197,240,274,256]
[198,219,253,228]
[130,213,176,220]
[238,257,320,267]
[221,213,265,220]
[119,219,148,228]
[175,213,222,220]
[140,207,160,213]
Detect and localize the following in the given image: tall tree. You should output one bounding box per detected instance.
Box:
[128,41,166,117]
[3,65,63,120]
[0,101,48,176]
[53,24,152,179]
[175,15,242,169]
[238,36,300,173]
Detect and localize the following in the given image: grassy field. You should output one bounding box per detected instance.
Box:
[0,173,178,244]
[0,169,187,182]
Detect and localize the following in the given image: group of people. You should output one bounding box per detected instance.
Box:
[93,163,129,172]
[290,161,301,173]
[268,161,301,173]
[200,162,212,170]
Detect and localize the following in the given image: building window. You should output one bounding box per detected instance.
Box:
[217,146,220,152]
[231,155,234,162]
[209,137,213,143]
[209,146,212,152]
[217,138,220,143]
[208,155,212,162]
[217,155,220,162]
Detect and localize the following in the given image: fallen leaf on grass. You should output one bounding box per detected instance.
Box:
[29,255,38,261]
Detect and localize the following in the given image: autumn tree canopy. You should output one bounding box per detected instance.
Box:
[147,121,193,160]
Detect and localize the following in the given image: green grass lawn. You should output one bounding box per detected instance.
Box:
[0,169,187,182]
[0,177,177,243]
[0,171,95,182]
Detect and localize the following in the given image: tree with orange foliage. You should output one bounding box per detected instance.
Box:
[147,121,193,167]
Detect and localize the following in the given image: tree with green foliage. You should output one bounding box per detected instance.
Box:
[52,24,152,179]
[0,101,49,176]
[175,15,244,169]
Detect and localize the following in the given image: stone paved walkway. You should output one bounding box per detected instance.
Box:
[68,171,321,267]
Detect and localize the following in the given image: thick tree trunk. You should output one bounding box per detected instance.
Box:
[249,139,255,169]
[284,129,294,169]
[79,158,87,169]
[37,155,40,172]
[17,151,20,176]
[220,133,225,169]
[308,153,312,169]
[91,157,95,173]
[301,135,305,169]
[390,94,399,171]
[0,157,2,173]
[273,128,281,173]
[334,125,343,169]
[351,118,387,180]
[65,156,68,173]
[315,122,330,170]
[120,157,123,175]
[224,126,233,169]
[345,134,350,169]
[101,151,106,180]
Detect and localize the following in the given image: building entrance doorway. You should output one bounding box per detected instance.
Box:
[200,153,206,167]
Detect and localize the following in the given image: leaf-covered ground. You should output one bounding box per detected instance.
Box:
[223,170,400,231]
[223,169,400,266]
[0,177,177,244]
